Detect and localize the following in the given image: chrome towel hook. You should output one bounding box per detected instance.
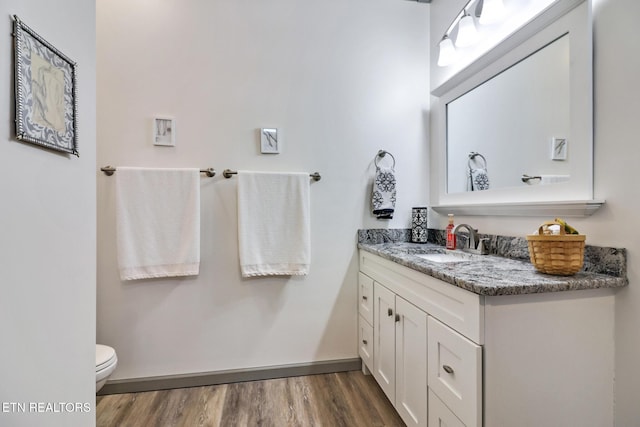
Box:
[375,150,396,169]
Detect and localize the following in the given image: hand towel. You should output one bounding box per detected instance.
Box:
[469,167,490,191]
[115,167,200,280]
[237,171,310,277]
[372,166,396,219]
[467,152,490,191]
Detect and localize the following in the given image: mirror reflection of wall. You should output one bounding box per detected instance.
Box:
[446,34,570,194]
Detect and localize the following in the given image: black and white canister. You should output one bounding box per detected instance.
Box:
[411,207,428,243]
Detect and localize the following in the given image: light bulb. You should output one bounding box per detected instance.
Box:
[455,12,478,47]
[479,0,506,25]
[437,36,457,67]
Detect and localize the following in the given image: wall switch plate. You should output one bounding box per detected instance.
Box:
[260,128,279,154]
[551,137,567,160]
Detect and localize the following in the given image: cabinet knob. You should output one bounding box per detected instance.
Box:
[362,339,368,345]
[395,314,400,322]
[388,308,393,317]
[362,295,368,300]
[443,365,454,374]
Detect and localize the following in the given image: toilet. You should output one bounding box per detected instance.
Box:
[96,344,118,392]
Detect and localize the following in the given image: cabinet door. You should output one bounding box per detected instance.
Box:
[395,296,428,427]
[373,282,397,404]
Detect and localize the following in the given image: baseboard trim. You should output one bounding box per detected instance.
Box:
[98,358,362,395]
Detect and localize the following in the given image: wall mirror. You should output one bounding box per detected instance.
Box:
[431,0,603,216]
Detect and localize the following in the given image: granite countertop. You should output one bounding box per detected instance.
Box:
[358,240,628,296]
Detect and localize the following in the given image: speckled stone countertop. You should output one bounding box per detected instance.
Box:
[358,229,628,296]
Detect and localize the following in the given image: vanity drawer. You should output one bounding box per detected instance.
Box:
[428,389,465,427]
[428,316,482,427]
[358,315,373,369]
[358,272,374,325]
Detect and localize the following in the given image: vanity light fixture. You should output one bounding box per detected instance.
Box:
[478,0,507,25]
[455,11,479,47]
[437,0,509,67]
[436,0,478,66]
[437,35,457,67]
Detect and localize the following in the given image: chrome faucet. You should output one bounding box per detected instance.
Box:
[453,224,489,255]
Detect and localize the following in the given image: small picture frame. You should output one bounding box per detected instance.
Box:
[260,128,279,154]
[153,117,175,147]
[13,15,79,156]
[551,137,567,161]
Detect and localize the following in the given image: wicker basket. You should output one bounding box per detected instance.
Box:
[526,221,586,276]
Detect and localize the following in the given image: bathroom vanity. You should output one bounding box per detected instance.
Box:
[359,1,624,424]
[357,239,626,427]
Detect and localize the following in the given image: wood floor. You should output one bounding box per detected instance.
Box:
[96,371,405,427]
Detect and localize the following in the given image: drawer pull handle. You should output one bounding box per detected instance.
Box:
[395,314,400,322]
[362,339,368,345]
[388,308,393,317]
[362,296,368,300]
[443,365,455,374]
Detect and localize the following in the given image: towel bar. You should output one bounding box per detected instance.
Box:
[100,166,216,177]
[222,169,321,181]
[521,174,542,183]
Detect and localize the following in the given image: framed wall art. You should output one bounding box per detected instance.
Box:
[153,117,175,147]
[551,137,567,161]
[13,15,79,156]
[260,128,279,154]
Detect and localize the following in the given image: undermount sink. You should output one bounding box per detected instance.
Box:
[416,251,480,263]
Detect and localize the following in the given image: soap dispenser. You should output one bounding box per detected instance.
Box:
[446,214,456,250]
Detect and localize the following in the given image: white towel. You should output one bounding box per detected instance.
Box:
[115,167,200,280]
[539,174,570,185]
[524,175,571,185]
[237,171,310,277]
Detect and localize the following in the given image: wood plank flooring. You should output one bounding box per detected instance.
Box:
[96,371,405,427]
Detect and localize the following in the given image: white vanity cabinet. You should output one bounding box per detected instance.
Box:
[359,250,616,427]
[360,251,482,427]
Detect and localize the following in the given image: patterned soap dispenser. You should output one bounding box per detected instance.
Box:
[411,207,428,243]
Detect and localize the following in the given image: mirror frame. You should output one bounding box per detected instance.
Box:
[430,0,603,217]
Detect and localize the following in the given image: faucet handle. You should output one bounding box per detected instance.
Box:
[477,238,490,255]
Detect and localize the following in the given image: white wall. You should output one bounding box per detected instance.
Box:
[96,0,429,380]
[593,0,640,425]
[0,1,96,426]
[430,0,640,424]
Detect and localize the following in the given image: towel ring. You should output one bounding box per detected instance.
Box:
[468,152,487,170]
[375,150,396,169]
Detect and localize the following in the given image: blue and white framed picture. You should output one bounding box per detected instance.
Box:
[13,15,79,156]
